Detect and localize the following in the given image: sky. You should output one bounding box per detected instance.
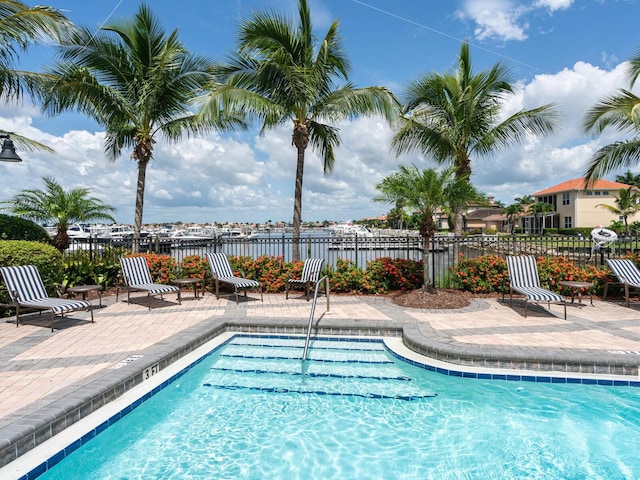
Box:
[2,0,640,225]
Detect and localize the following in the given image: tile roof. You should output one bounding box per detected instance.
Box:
[531,178,633,196]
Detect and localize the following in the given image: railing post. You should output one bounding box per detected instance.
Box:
[282,233,286,261]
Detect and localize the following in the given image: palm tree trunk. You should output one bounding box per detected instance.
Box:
[292,146,305,261]
[421,235,432,292]
[132,158,149,254]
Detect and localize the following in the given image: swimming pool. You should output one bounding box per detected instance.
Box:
[15,334,640,479]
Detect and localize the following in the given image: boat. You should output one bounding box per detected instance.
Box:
[329,223,375,238]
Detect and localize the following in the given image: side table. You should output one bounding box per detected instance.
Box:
[173,278,203,299]
[558,281,594,307]
[66,284,103,308]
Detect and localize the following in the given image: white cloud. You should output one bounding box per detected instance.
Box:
[457,0,528,41]
[458,0,573,43]
[533,0,573,12]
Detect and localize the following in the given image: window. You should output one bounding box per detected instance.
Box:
[562,192,570,205]
[586,191,593,196]
[564,217,572,228]
[602,191,609,195]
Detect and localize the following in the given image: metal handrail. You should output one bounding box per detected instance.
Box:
[302,275,330,360]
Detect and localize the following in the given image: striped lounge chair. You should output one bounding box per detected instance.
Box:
[506,255,566,319]
[605,259,640,307]
[205,253,263,303]
[117,256,181,309]
[286,258,325,301]
[0,265,94,332]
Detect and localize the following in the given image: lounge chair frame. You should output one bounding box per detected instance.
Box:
[506,255,567,319]
[286,258,325,301]
[116,257,181,309]
[205,253,263,304]
[0,265,94,332]
[604,259,640,307]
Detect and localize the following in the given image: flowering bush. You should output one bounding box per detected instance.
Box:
[178,255,209,289]
[537,256,607,295]
[126,253,177,284]
[230,255,290,293]
[451,254,608,295]
[328,258,364,293]
[361,257,423,293]
[450,255,509,293]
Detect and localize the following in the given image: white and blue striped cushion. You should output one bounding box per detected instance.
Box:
[300,258,324,283]
[0,265,91,313]
[205,253,260,288]
[119,257,179,294]
[289,258,324,286]
[606,259,640,286]
[507,256,564,302]
[120,257,154,286]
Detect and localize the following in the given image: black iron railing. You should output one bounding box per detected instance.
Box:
[65,233,636,288]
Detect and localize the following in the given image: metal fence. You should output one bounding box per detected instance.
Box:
[66,233,635,288]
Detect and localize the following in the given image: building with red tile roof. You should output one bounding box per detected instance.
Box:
[526,177,639,231]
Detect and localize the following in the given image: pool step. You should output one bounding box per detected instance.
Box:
[203,338,437,401]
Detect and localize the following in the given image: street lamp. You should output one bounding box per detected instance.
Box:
[0,134,22,162]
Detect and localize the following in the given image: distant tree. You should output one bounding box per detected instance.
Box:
[584,47,640,184]
[515,195,535,206]
[391,41,557,236]
[596,187,640,235]
[504,203,524,233]
[2,176,116,251]
[529,202,555,235]
[615,170,640,189]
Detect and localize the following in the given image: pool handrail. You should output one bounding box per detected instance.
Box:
[302,274,330,360]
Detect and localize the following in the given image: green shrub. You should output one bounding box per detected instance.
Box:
[0,214,50,242]
[62,249,122,290]
[0,241,63,312]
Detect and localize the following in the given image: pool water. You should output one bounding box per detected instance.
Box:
[38,335,640,479]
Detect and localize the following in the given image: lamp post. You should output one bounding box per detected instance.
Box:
[0,134,22,162]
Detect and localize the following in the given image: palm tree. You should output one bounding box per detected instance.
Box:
[374,165,483,292]
[204,0,398,260]
[40,3,242,249]
[596,187,640,235]
[0,1,73,152]
[515,194,535,206]
[615,170,640,189]
[584,47,640,184]
[391,41,557,236]
[529,201,555,235]
[0,1,73,100]
[3,176,116,251]
[504,203,524,233]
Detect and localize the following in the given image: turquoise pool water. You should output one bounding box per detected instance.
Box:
[37,335,640,479]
